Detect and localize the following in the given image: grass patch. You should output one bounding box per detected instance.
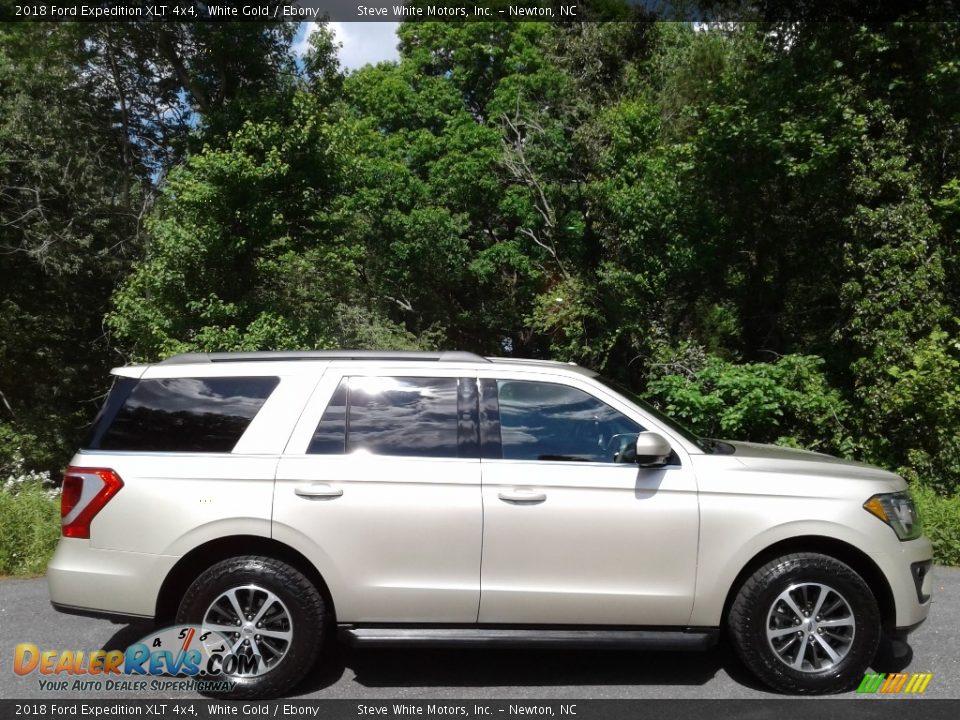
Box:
[0,478,61,576]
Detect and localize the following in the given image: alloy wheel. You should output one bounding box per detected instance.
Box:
[201,584,294,677]
[765,582,856,672]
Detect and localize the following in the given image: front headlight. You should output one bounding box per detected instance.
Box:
[864,491,922,541]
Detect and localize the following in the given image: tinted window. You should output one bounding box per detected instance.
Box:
[497,380,642,463]
[479,378,501,460]
[308,376,466,458]
[308,381,347,454]
[90,377,279,453]
[457,376,479,459]
[594,376,709,452]
[84,377,138,449]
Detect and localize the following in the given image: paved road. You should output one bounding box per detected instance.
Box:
[1,568,957,700]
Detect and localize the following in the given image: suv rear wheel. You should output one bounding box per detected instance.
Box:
[728,552,881,694]
[176,556,325,699]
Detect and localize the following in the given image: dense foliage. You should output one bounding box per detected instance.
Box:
[1,19,958,565]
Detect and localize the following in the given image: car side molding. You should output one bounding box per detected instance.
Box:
[338,625,720,650]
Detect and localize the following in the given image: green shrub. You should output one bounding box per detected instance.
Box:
[0,456,61,576]
[913,484,960,567]
[645,350,854,456]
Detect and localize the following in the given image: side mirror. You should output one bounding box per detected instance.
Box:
[635,432,672,468]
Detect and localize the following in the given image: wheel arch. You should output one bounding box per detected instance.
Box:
[155,535,335,625]
[719,535,896,633]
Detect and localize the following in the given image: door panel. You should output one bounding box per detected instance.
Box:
[478,377,699,626]
[275,454,481,623]
[274,371,482,624]
[479,462,698,625]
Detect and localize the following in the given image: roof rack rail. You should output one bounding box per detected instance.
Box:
[158,350,491,365]
[485,357,578,366]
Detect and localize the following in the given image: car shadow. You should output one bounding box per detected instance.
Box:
[290,641,773,695]
[872,637,915,673]
[101,620,157,653]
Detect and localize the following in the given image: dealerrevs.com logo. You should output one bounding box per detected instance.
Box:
[13,624,262,693]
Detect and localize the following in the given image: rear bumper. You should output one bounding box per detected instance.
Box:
[47,538,178,620]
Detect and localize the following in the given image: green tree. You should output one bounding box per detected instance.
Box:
[109,89,362,356]
[0,19,307,470]
[0,24,143,470]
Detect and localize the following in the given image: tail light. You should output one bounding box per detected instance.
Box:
[61,467,124,539]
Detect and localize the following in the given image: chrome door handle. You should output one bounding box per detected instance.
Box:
[498,490,547,504]
[295,484,343,500]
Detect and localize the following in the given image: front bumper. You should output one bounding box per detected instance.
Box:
[910,560,933,604]
[869,535,934,630]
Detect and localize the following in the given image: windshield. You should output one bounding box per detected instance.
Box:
[595,376,712,453]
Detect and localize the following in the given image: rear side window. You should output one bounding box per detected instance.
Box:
[308,376,472,458]
[86,377,279,453]
[308,381,347,455]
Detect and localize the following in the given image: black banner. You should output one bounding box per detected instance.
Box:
[3,700,960,720]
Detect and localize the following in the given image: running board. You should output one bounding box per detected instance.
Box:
[339,626,719,651]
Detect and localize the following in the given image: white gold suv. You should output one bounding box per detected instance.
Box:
[48,351,933,697]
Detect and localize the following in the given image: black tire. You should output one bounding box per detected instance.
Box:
[728,552,881,694]
[176,556,326,699]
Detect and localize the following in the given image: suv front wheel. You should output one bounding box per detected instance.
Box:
[728,552,881,694]
[176,556,326,699]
